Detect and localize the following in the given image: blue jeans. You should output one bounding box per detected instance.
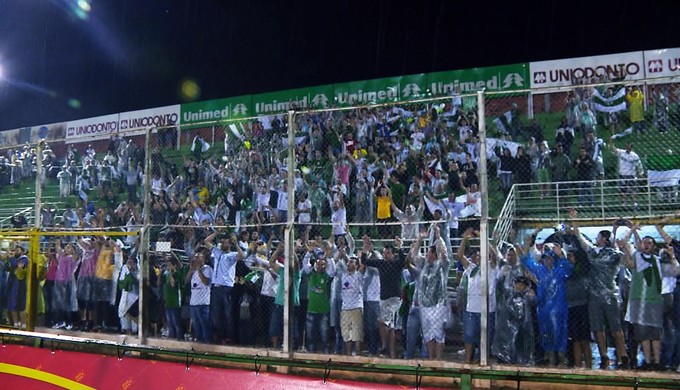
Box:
[305,312,330,353]
[363,301,380,355]
[165,307,183,340]
[190,305,211,343]
[211,285,233,342]
[661,290,680,367]
[404,306,428,359]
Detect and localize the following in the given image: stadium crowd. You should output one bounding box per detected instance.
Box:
[0,83,679,372]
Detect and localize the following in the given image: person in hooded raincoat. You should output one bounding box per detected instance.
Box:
[521,243,574,367]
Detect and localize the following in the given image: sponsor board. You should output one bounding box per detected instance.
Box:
[643,48,680,79]
[530,51,645,88]
[119,105,180,136]
[253,85,334,115]
[180,96,251,127]
[65,113,120,144]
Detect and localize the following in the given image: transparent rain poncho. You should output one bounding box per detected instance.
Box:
[493,260,529,364]
[521,251,573,353]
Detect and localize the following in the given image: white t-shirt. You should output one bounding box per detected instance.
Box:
[297,199,312,224]
[614,148,640,177]
[341,271,364,310]
[464,262,498,313]
[190,265,213,306]
[277,190,288,211]
[331,207,347,235]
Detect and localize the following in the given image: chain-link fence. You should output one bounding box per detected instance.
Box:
[2,78,680,374]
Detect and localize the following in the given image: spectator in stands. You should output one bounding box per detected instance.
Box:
[555,117,575,157]
[334,251,364,356]
[569,209,630,369]
[457,229,498,364]
[409,227,449,360]
[575,102,597,137]
[51,240,78,330]
[655,217,680,370]
[361,237,406,359]
[609,140,642,208]
[57,165,72,199]
[626,86,645,135]
[204,230,245,344]
[583,131,605,180]
[6,244,29,329]
[496,147,514,198]
[75,238,99,331]
[548,143,571,198]
[622,227,680,370]
[513,146,532,186]
[117,255,139,336]
[302,248,334,353]
[159,253,185,341]
[521,242,573,367]
[494,242,530,365]
[536,141,552,198]
[374,183,393,239]
[268,241,301,349]
[574,147,595,206]
[330,192,347,239]
[186,251,212,343]
[94,239,116,331]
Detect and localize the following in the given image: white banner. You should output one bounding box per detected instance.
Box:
[118,105,180,136]
[65,113,120,144]
[644,48,680,79]
[530,51,644,88]
[648,169,680,187]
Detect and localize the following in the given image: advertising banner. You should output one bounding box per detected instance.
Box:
[180,95,251,128]
[253,84,335,115]
[427,64,529,96]
[0,344,406,390]
[118,104,180,136]
[333,76,402,106]
[529,51,645,88]
[65,113,120,144]
[31,122,67,143]
[0,129,20,148]
[643,48,680,79]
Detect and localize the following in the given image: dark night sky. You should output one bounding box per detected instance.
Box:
[0,0,678,130]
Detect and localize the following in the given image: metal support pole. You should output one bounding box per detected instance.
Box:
[282,110,296,355]
[477,90,489,366]
[139,127,152,343]
[35,140,43,229]
[26,140,45,331]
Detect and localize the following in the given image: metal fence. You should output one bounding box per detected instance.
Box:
[2,78,680,378]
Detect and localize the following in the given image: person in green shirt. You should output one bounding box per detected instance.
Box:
[302,248,335,353]
[158,253,186,341]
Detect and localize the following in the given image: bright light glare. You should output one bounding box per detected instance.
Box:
[0,65,3,80]
[77,0,91,12]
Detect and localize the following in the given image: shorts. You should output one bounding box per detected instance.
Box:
[379,297,402,330]
[420,304,447,343]
[463,310,495,346]
[633,324,661,341]
[77,276,96,303]
[340,308,364,342]
[568,304,591,341]
[93,277,113,302]
[588,295,622,332]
